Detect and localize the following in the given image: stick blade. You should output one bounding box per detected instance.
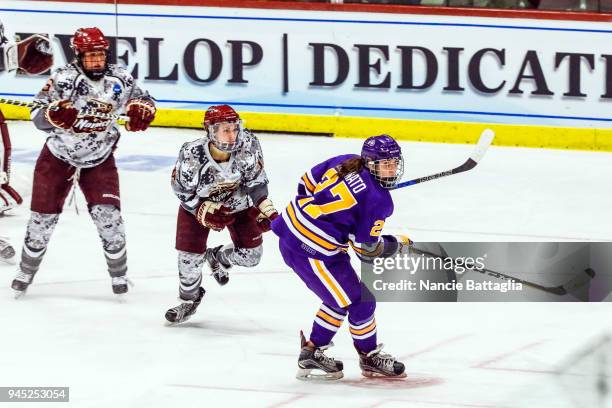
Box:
[470,129,495,163]
[561,268,596,294]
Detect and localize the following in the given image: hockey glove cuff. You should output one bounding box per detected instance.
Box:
[255,197,278,232]
[196,200,234,231]
[125,98,156,132]
[45,100,78,129]
[380,234,413,258]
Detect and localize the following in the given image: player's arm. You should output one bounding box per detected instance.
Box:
[171,143,233,231]
[242,133,278,231]
[3,33,53,75]
[297,159,332,196]
[297,154,356,196]
[30,70,77,132]
[351,205,412,262]
[171,143,204,214]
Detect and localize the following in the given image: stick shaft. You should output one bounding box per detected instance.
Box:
[392,129,494,190]
[0,97,129,121]
[411,247,593,296]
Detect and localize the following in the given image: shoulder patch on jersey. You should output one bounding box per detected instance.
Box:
[181,139,207,162]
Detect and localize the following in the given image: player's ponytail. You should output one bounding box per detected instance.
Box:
[335,157,364,179]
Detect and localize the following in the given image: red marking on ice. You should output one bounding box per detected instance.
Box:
[477,366,558,374]
[361,397,508,408]
[267,394,307,408]
[473,340,547,369]
[390,400,508,408]
[399,334,472,360]
[169,383,306,396]
[343,374,444,390]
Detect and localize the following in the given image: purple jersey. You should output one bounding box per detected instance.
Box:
[273,154,393,259]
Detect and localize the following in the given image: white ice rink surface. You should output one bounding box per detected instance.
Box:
[1,120,611,408]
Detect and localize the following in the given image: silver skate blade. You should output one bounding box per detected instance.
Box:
[163,316,192,327]
[13,290,26,300]
[296,368,343,381]
[361,370,407,379]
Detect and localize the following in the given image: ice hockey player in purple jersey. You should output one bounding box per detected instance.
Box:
[10,27,156,297]
[164,104,278,324]
[271,134,412,380]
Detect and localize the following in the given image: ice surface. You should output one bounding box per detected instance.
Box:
[1,121,611,407]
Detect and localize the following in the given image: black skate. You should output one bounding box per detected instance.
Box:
[296,331,343,381]
[0,239,16,264]
[112,276,131,295]
[205,245,231,286]
[358,344,406,378]
[165,287,206,324]
[11,269,34,299]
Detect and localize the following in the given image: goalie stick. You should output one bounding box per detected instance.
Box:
[0,97,130,122]
[411,247,596,296]
[392,128,495,190]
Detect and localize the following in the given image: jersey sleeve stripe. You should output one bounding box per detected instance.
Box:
[301,173,316,193]
[286,203,339,251]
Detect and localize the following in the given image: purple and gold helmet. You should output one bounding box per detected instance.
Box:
[361,134,404,189]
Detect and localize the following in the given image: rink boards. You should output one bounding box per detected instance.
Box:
[0,1,611,150]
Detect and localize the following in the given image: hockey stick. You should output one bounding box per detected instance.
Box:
[410,247,596,296]
[0,97,130,122]
[392,129,495,190]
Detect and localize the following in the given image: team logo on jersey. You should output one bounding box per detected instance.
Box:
[86,99,113,114]
[208,180,240,202]
[72,99,113,134]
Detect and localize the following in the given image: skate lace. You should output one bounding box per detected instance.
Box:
[366,344,396,370]
[173,302,194,320]
[208,249,229,278]
[112,276,134,287]
[314,342,337,367]
[211,264,228,278]
[15,270,31,283]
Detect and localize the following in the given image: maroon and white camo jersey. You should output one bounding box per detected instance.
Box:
[30,63,152,168]
[171,130,269,214]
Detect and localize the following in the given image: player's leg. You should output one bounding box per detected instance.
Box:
[276,243,348,379]
[207,208,263,285]
[165,205,209,323]
[0,237,16,264]
[79,153,128,295]
[0,108,23,214]
[12,145,72,296]
[284,247,405,379]
[347,286,405,378]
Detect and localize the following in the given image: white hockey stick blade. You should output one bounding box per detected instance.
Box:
[469,129,495,163]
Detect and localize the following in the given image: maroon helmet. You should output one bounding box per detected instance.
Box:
[203,105,243,152]
[71,27,109,80]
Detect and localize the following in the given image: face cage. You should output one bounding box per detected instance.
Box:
[207,120,243,153]
[367,157,404,189]
[76,50,108,80]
